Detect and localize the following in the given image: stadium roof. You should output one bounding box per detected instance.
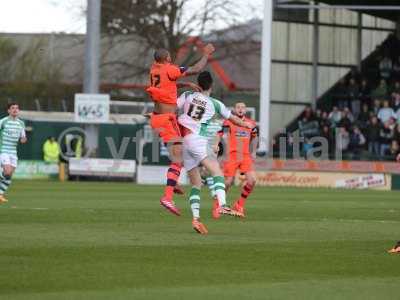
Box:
[280,1,400,22]
[322,0,400,21]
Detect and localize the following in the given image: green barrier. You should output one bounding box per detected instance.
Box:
[14,160,59,179]
[391,174,400,190]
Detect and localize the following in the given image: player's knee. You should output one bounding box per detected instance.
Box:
[211,168,223,178]
[192,184,201,190]
[3,171,12,180]
[225,177,234,187]
[247,174,256,186]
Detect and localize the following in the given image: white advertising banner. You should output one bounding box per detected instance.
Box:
[247,171,390,190]
[69,158,136,178]
[74,93,110,123]
[335,174,386,189]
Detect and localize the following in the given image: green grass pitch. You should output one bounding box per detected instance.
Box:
[1,180,400,299]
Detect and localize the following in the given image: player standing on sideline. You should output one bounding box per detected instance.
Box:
[0,103,27,204]
[146,44,215,216]
[177,72,254,234]
[218,102,258,217]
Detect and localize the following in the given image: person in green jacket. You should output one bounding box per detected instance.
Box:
[43,136,60,163]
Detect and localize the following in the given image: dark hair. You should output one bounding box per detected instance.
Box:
[7,102,18,109]
[154,49,169,62]
[197,71,213,91]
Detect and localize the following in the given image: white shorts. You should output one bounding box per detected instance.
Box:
[0,153,18,168]
[183,134,215,171]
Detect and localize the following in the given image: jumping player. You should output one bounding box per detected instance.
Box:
[219,102,258,217]
[0,103,27,204]
[177,72,254,234]
[146,44,215,216]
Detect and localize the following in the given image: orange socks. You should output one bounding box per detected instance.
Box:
[164,162,182,200]
[238,183,254,207]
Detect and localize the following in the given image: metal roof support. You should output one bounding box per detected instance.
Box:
[396,16,400,39]
[312,2,319,110]
[357,12,363,71]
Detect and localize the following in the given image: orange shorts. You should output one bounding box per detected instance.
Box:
[150,113,182,143]
[223,155,254,177]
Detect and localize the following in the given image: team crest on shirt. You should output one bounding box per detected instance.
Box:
[5,129,19,138]
[235,130,250,138]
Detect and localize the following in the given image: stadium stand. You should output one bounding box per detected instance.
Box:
[280,34,400,161]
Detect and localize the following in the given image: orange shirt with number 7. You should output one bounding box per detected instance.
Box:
[146,63,187,105]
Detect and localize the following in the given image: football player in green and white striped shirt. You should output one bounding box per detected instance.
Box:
[177,71,253,234]
[0,103,27,203]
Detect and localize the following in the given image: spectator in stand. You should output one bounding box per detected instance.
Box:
[379,121,394,156]
[338,108,352,131]
[359,79,371,106]
[372,99,381,115]
[367,116,381,157]
[392,92,400,112]
[385,140,400,160]
[390,81,400,96]
[357,103,371,131]
[328,106,342,127]
[379,56,393,79]
[343,107,354,122]
[393,124,400,141]
[319,111,331,128]
[300,105,316,122]
[335,78,349,109]
[336,127,350,155]
[378,100,396,123]
[315,109,322,120]
[371,79,388,100]
[348,78,360,118]
[348,126,366,159]
[395,103,400,124]
[392,57,400,79]
[388,117,397,130]
[321,125,334,154]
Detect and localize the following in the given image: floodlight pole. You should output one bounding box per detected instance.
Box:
[83,0,102,156]
[258,0,273,154]
[84,0,101,94]
[312,3,319,110]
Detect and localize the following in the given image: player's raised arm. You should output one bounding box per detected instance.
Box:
[177,82,201,91]
[184,44,215,76]
[229,115,255,129]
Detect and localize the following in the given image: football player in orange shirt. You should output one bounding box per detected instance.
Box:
[146,44,215,216]
[218,102,258,217]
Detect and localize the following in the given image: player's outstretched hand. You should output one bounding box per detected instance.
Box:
[203,43,215,56]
